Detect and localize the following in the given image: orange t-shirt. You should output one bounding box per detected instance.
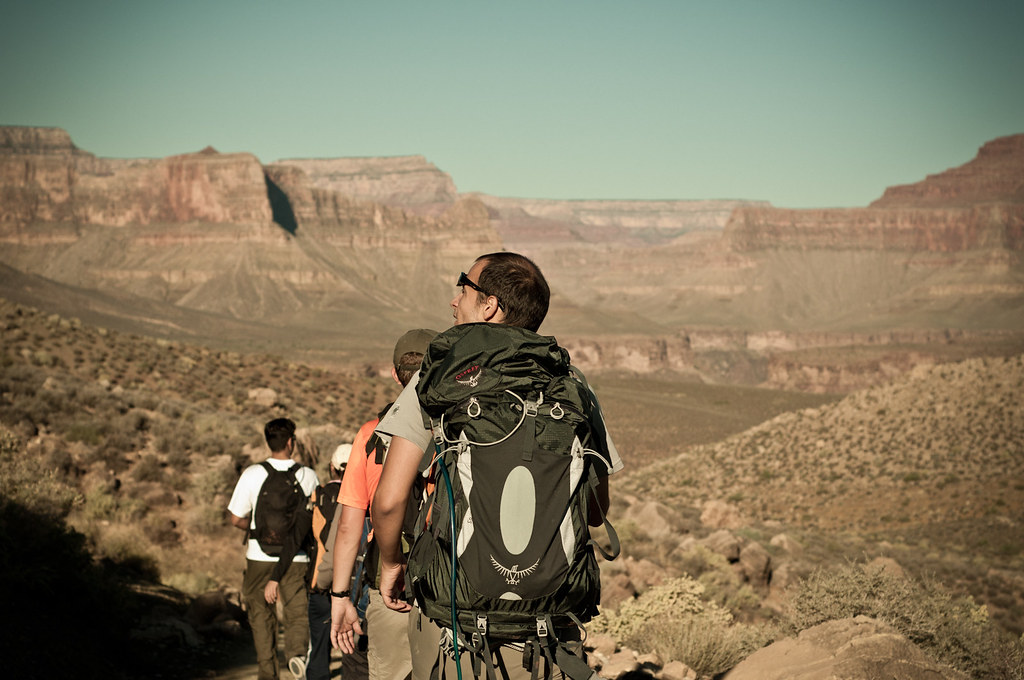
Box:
[338,417,383,511]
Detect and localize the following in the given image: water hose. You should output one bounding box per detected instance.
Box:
[437,450,462,680]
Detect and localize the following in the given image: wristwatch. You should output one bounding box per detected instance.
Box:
[330,589,351,599]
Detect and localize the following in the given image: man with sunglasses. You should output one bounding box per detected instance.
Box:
[366,252,623,680]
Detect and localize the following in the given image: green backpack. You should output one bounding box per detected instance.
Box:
[406,323,619,680]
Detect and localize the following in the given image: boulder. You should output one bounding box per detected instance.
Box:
[738,541,772,591]
[657,660,697,680]
[601,649,640,679]
[700,500,747,530]
[248,387,278,407]
[769,532,802,556]
[866,556,906,579]
[701,529,742,562]
[600,572,637,611]
[623,500,681,539]
[721,616,968,680]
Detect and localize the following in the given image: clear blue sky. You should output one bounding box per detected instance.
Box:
[2,1,1022,208]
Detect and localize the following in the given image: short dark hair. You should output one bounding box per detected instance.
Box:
[395,351,424,386]
[475,252,549,332]
[264,417,296,453]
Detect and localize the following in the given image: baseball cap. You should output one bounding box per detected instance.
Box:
[392,328,438,369]
[331,443,352,470]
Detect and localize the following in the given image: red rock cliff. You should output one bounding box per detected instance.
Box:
[871,134,1024,207]
[1,127,273,230]
[724,134,1024,252]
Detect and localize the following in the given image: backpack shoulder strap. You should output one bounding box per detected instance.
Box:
[365,405,393,465]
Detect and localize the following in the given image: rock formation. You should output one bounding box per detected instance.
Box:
[273,155,457,207]
[471,194,769,246]
[723,134,1024,253]
[872,133,1024,207]
[722,616,968,680]
[0,125,1021,385]
[0,126,500,334]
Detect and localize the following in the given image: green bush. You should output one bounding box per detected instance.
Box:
[786,562,1021,679]
[130,453,166,483]
[593,577,771,678]
[0,428,80,518]
[629,614,773,679]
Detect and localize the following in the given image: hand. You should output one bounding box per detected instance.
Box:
[379,562,411,612]
[330,596,363,654]
[264,580,279,604]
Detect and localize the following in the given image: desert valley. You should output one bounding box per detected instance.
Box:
[1,125,1022,679]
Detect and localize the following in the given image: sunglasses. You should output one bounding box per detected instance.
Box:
[457,272,504,311]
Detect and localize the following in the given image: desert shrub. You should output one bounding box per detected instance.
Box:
[191,456,239,499]
[593,577,770,678]
[786,562,1019,678]
[92,524,161,581]
[629,614,773,679]
[65,417,109,445]
[142,515,181,547]
[0,427,79,518]
[185,502,227,535]
[82,484,119,520]
[130,453,165,483]
[158,400,184,419]
[165,571,220,596]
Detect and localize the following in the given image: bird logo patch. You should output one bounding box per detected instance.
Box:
[490,555,539,585]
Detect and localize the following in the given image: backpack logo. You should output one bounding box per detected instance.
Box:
[490,555,539,585]
[455,365,482,387]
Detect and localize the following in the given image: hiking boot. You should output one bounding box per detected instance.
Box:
[288,655,306,680]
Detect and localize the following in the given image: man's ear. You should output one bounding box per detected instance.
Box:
[391,366,401,385]
[481,295,505,324]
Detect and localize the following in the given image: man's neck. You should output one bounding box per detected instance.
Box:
[269,451,292,461]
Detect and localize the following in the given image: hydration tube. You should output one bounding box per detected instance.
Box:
[436,447,462,680]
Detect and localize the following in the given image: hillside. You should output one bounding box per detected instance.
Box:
[622,354,1023,531]
[3,297,1023,677]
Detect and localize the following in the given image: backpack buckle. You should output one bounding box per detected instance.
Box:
[536,617,549,638]
[467,397,481,418]
[476,614,488,636]
[550,402,564,420]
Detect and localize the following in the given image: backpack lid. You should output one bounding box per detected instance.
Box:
[416,323,571,419]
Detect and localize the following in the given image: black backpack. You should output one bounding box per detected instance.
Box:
[252,461,307,556]
[406,323,619,680]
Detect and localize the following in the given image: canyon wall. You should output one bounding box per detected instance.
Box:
[0,129,272,231]
[723,204,1024,252]
[1,125,1022,389]
[724,134,1024,253]
[871,134,1024,207]
[274,156,457,207]
[0,126,499,326]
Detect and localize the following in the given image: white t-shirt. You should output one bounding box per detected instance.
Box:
[227,458,320,562]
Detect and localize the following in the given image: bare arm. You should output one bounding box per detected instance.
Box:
[329,503,369,653]
[229,513,249,530]
[370,435,425,611]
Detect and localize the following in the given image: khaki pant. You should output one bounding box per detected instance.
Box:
[366,589,413,680]
[242,559,310,680]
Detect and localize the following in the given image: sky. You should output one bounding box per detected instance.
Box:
[2,1,1022,208]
